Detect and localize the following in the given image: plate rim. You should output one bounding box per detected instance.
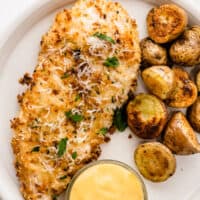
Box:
[0,0,200,200]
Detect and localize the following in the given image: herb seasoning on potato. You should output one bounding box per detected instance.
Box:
[127,94,168,139]
[147,4,188,43]
[170,26,200,66]
[134,142,176,182]
[164,112,200,155]
[140,38,168,67]
[166,67,197,108]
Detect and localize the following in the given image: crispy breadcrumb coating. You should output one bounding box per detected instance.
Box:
[11,0,140,199]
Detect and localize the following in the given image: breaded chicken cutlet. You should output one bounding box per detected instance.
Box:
[11,0,141,199]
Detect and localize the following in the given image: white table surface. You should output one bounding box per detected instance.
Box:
[0,0,199,45]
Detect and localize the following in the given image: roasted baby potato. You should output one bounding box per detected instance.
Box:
[169,26,200,66]
[127,94,167,139]
[166,67,197,108]
[187,97,200,132]
[163,112,200,155]
[134,142,176,182]
[147,4,187,43]
[196,70,200,92]
[140,38,168,67]
[142,66,175,100]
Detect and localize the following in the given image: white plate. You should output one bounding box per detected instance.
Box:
[0,0,200,200]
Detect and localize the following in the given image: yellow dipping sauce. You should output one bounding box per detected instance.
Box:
[68,162,145,200]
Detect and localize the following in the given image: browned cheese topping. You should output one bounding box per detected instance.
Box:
[11,0,140,199]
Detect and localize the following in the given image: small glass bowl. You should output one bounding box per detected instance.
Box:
[65,159,148,200]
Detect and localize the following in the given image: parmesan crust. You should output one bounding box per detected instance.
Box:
[11,0,140,199]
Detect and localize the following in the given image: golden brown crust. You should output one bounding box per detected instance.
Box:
[134,142,176,182]
[166,67,197,108]
[127,94,168,139]
[11,0,141,199]
[163,112,200,155]
[147,4,187,43]
[196,70,200,92]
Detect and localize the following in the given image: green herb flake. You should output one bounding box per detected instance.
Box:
[103,57,119,68]
[31,146,40,152]
[65,111,84,123]
[112,96,116,103]
[97,127,108,135]
[61,73,69,79]
[52,195,57,200]
[59,175,67,180]
[93,32,115,44]
[30,125,39,129]
[113,107,127,132]
[75,94,81,102]
[57,138,68,157]
[71,151,77,160]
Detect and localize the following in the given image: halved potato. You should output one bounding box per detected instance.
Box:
[142,66,175,100]
[134,142,176,182]
[169,26,200,66]
[196,70,200,92]
[166,67,197,108]
[163,111,200,155]
[147,4,188,43]
[127,94,168,139]
[187,97,200,133]
[140,38,168,67]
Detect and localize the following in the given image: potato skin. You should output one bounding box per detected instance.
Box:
[196,70,200,92]
[140,38,168,67]
[187,97,200,133]
[142,66,175,100]
[169,26,200,66]
[163,112,200,155]
[147,4,187,43]
[134,142,176,182]
[127,94,168,139]
[166,67,197,108]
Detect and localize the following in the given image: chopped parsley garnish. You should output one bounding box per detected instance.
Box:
[75,94,81,101]
[52,195,57,200]
[97,128,108,135]
[93,32,115,44]
[57,138,68,157]
[59,175,67,180]
[65,111,84,123]
[103,57,119,68]
[71,151,77,160]
[113,107,127,132]
[31,146,40,152]
[112,96,116,103]
[61,73,69,79]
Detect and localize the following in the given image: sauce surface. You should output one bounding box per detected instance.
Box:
[69,163,144,200]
